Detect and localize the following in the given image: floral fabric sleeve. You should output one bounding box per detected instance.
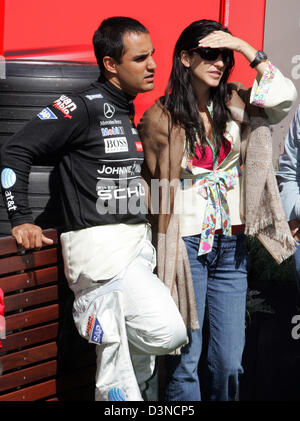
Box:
[252,61,276,107]
[249,60,297,124]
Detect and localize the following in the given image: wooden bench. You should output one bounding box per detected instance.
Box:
[0,229,96,401]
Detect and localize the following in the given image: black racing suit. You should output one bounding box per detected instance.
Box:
[0,77,148,231]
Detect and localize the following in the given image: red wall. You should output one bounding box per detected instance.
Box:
[1,0,266,121]
[224,0,266,86]
[0,0,5,55]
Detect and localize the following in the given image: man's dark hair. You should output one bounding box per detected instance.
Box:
[93,17,149,74]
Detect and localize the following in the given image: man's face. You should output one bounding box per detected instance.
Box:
[112,31,156,96]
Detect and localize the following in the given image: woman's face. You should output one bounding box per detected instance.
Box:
[181,48,227,90]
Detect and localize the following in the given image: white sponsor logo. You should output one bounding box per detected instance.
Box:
[100,119,122,126]
[97,162,141,177]
[104,103,115,119]
[95,179,147,215]
[4,190,17,211]
[96,181,145,200]
[85,93,103,100]
[104,137,128,153]
[53,95,77,119]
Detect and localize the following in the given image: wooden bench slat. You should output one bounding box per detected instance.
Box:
[4,285,58,313]
[0,229,58,256]
[5,304,59,331]
[1,322,59,352]
[0,365,96,401]
[0,228,95,401]
[0,248,58,276]
[0,266,58,293]
[0,360,57,393]
[0,378,57,401]
[0,342,57,372]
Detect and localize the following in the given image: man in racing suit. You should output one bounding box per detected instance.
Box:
[0,17,188,401]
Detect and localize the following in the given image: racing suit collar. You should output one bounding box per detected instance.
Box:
[93,76,136,110]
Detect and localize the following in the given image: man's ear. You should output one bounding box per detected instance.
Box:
[180,50,191,68]
[102,56,118,74]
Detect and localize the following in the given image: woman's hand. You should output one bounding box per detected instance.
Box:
[198,31,268,75]
[198,30,248,54]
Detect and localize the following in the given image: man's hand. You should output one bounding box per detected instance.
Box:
[12,223,54,249]
[289,219,300,242]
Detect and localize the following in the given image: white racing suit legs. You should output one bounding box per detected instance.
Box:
[62,232,188,401]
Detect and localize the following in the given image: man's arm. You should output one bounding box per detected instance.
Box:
[1,94,88,249]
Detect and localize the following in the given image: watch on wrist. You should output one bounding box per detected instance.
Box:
[250,50,268,68]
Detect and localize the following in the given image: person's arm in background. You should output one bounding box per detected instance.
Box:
[277,105,300,241]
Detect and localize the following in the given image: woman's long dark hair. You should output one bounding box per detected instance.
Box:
[162,19,235,159]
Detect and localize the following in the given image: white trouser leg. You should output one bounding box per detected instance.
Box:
[72,281,142,401]
[128,343,156,396]
[121,239,188,390]
[122,239,188,355]
[71,239,188,401]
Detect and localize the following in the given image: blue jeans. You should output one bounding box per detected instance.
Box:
[164,234,249,401]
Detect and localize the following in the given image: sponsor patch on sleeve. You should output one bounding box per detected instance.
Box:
[91,318,104,344]
[86,315,104,345]
[1,169,17,211]
[37,107,58,120]
[52,95,77,119]
[1,168,16,189]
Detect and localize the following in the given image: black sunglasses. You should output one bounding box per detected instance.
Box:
[189,47,232,65]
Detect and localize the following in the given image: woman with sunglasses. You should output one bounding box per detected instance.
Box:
[139,19,296,401]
